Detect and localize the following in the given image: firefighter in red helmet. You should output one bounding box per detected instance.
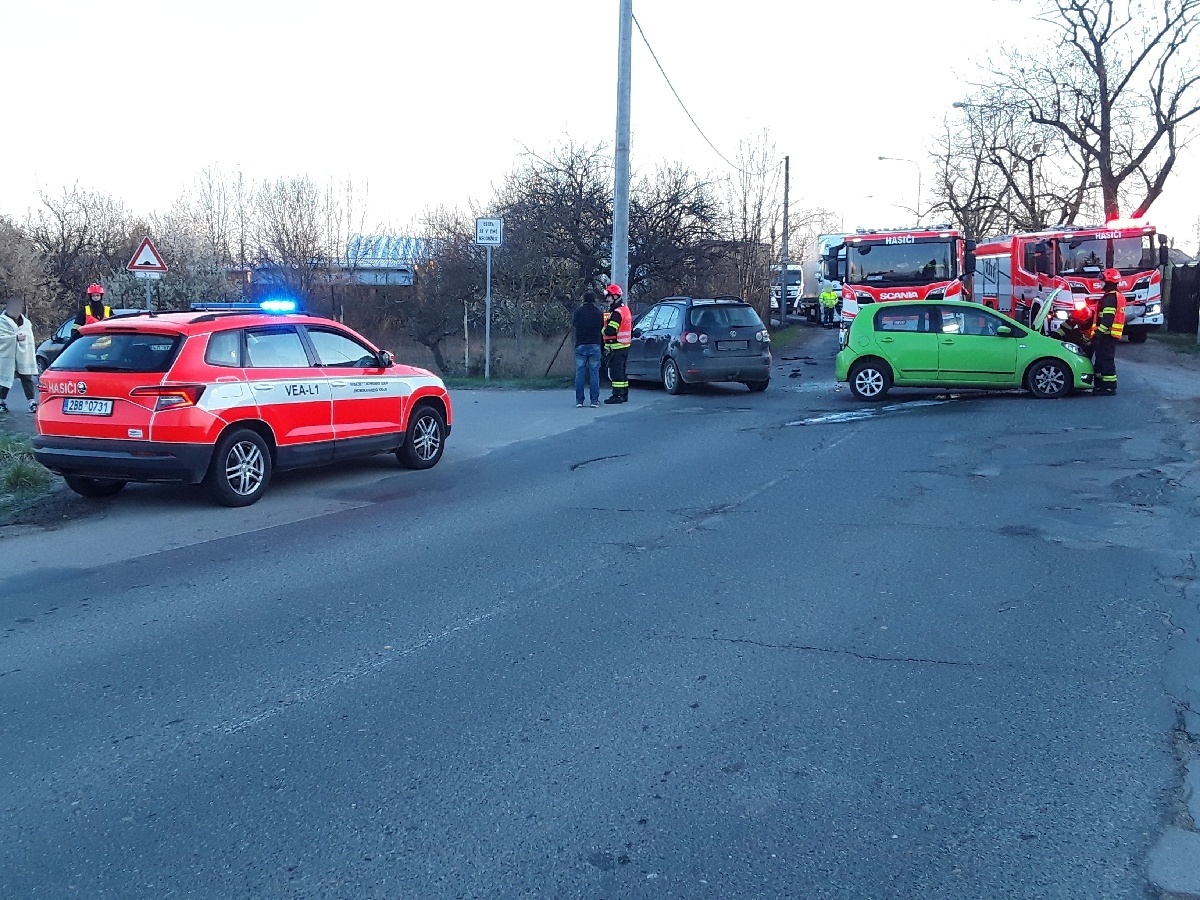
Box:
[72,283,113,339]
[1087,268,1126,395]
[602,284,632,404]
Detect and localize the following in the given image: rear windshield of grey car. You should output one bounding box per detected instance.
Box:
[688,305,763,329]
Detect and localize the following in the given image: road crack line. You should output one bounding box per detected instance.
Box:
[681,634,985,669]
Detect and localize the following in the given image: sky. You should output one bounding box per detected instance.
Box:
[2,0,1197,248]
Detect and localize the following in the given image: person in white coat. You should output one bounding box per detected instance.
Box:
[0,297,38,414]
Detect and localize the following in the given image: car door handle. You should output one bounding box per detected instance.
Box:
[941,339,955,344]
[252,384,274,391]
[879,336,894,343]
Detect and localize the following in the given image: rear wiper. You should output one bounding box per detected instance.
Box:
[83,364,129,372]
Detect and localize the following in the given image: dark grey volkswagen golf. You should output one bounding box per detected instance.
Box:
[625,297,771,394]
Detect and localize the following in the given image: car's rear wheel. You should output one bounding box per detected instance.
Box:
[64,476,126,499]
[204,428,272,506]
[398,404,446,469]
[1027,358,1070,399]
[848,359,892,401]
[662,358,685,395]
[744,379,769,393]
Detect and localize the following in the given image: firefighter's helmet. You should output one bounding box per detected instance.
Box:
[1102,268,1121,285]
[86,283,105,296]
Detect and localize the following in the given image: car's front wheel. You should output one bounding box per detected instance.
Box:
[848,359,892,401]
[662,358,685,395]
[64,476,126,499]
[1126,326,1148,344]
[1027,358,1070,399]
[204,428,272,506]
[398,404,446,469]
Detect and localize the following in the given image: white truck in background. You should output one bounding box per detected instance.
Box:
[797,233,848,322]
[769,264,804,322]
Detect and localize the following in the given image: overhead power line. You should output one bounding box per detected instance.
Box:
[632,14,750,176]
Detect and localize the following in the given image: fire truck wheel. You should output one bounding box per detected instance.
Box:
[1126,327,1148,344]
[1026,359,1070,399]
[848,359,892,401]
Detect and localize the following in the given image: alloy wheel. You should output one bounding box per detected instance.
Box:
[412,413,442,462]
[1034,364,1066,396]
[854,367,885,398]
[226,440,266,496]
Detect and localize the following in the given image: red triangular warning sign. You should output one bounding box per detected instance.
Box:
[126,237,168,273]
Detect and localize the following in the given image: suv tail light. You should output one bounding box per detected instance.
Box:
[131,384,206,411]
[682,332,708,345]
[755,330,770,342]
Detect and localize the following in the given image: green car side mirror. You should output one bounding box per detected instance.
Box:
[996,325,1013,336]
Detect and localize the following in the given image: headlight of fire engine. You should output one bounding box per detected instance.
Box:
[1054,310,1069,320]
[1063,342,1085,356]
[1147,303,1161,315]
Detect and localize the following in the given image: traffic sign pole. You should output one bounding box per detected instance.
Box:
[485,245,493,380]
[474,218,504,381]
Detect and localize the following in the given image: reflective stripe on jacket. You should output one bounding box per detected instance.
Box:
[1093,289,1126,340]
[74,304,113,330]
[604,304,632,349]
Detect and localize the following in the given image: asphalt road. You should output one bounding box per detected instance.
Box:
[3,332,1199,899]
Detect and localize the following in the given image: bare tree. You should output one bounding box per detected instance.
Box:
[719,134,781,322]
[627,164,723,303]
[405,207,477,374]
[193,165,233,268]
[25,184,139,302]
[0,217,55,324]
[253,176,326,300]
[993,0,1200,220]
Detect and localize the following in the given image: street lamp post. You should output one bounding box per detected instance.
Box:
[878,156,923,225]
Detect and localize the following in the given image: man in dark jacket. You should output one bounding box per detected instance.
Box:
[572,290,604,407]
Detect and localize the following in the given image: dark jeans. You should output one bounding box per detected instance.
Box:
[0,374,36,401]
[575,344,601,404]
[821,304,837,325]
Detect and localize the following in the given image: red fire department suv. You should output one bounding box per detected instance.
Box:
[34,305,452,506]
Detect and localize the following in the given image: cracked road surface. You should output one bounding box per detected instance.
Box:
[2,333,1198,898]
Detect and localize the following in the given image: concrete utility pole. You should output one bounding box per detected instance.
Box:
[611,0,633,293]
[779,155,789,327]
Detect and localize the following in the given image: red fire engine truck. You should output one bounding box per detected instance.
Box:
[972,219,1169,342]
[827,226,975,325]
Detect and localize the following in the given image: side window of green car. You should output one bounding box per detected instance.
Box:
[875,306,935,333]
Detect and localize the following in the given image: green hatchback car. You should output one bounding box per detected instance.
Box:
[835,298,1094,401]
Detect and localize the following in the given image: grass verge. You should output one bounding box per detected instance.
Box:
[1148,332,1200,356]
[0,431,55,522]
[445,376,574,390]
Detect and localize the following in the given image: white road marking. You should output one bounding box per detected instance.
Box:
[217,604,507,734]
[789,399,952,426]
